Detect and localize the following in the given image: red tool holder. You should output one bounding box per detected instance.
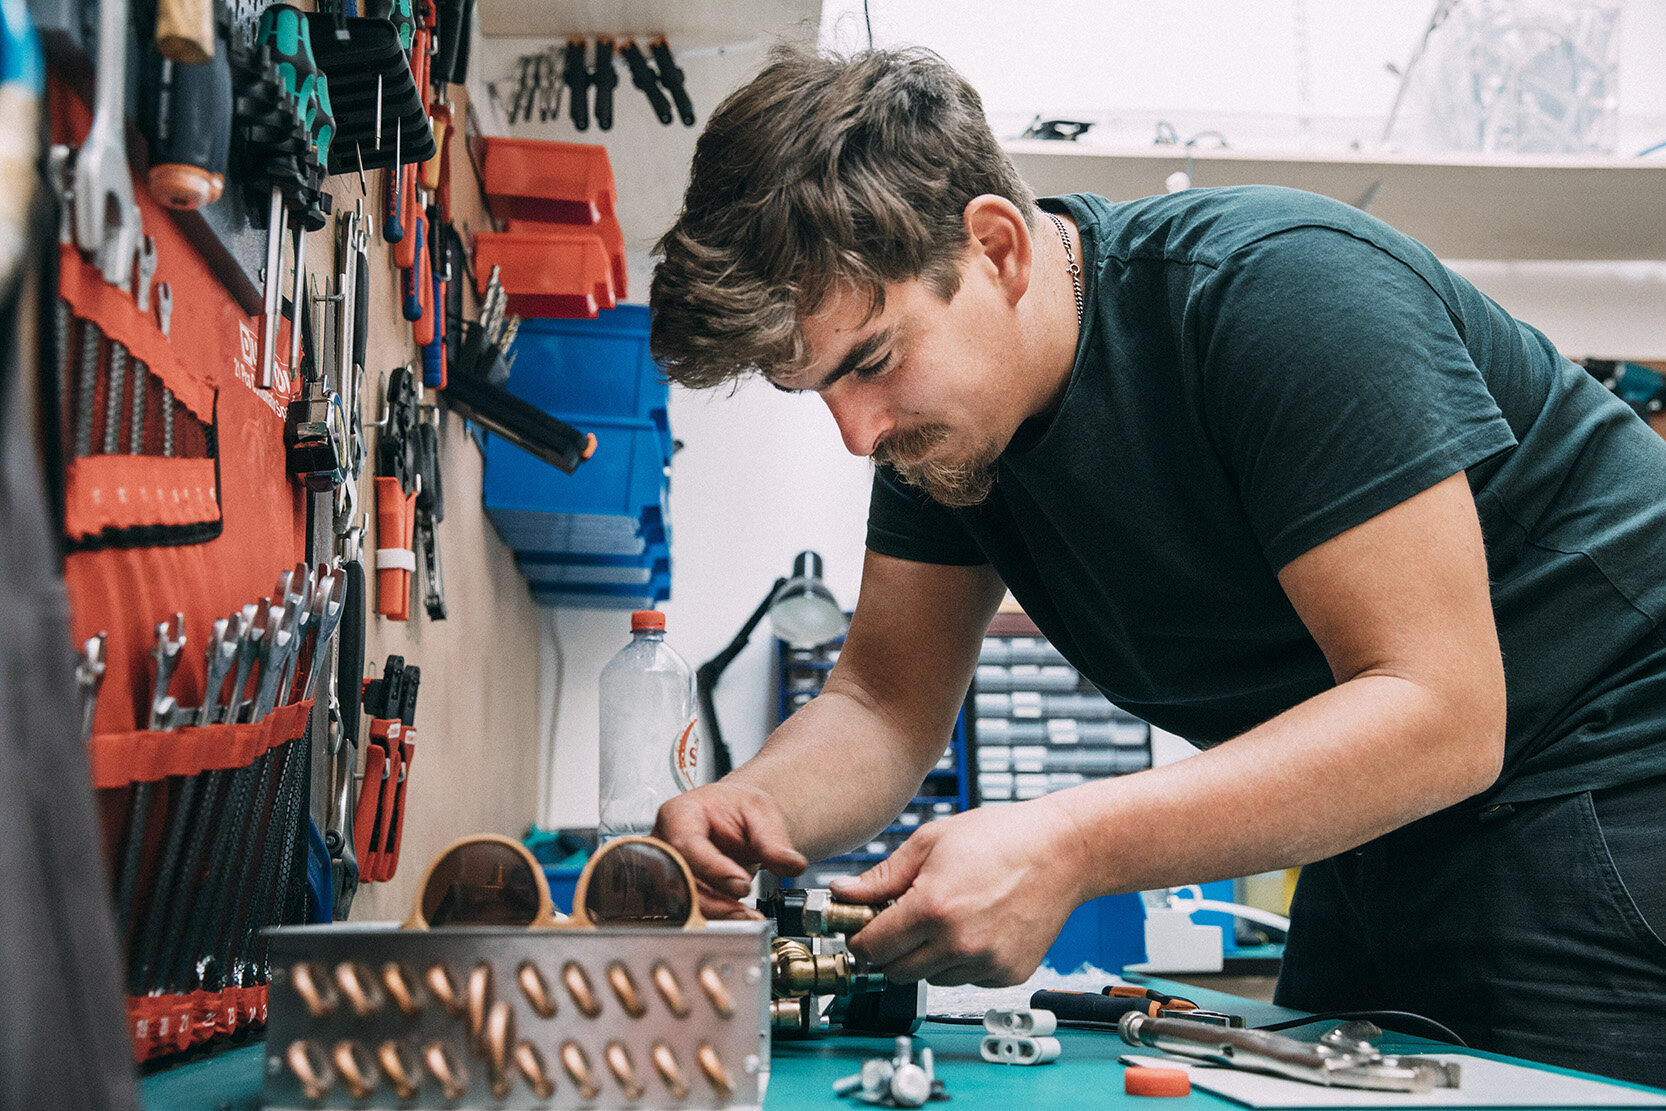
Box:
[475,137,627,319]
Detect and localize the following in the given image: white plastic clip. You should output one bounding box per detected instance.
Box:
[982,1008,1058,1037]
[979,1034,1061,1066]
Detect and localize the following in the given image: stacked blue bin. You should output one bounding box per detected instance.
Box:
[481,305,673,608]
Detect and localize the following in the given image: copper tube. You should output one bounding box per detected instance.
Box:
[484,1000,515,1078]
[518,960,557,1018]
[332,1040,377,1099]
[605,1042,645,1100]
[651,1041,689,1100]
[697,963,734,1018]
[513,1040,556,1100]
[291,961,338,1019]
[563,961,601,1017]
[382,962,422,1017]
[466,963,494,1047]
[606,961,646,1017]
[561,1040,600,1100]
[696,1043,733,1098]
[377,1040,421,1099]
[334,961,383,1019]
[426,964,464,1016]
[423,1041,468,1101]
[286,1039,333,1101]
[651,962,690,1018]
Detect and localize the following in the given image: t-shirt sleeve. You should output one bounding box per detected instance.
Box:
[864,464,990,566]
[1193,226,1518,570]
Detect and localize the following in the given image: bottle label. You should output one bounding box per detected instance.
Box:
[671,718,700,791]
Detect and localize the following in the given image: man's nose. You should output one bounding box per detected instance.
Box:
[823,386,892,457]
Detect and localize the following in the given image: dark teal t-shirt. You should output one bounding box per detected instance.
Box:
[866,186,1666,805]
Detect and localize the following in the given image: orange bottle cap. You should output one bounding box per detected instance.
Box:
[630,610,665,631]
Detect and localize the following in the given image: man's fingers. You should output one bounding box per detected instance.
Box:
[694,878,762,920]
[830,836,926,905]
[736,800,809,877]
[654,805,753,897]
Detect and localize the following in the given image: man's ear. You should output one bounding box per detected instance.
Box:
[963,194,1032,305]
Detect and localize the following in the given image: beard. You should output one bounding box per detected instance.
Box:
[873,424,999,507]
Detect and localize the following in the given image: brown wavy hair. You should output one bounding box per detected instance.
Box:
[648,43,1036,389]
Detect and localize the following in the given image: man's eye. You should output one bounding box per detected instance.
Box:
[854,354,891,379]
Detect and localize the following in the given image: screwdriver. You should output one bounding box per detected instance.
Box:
[255,4,323,389]
[289,77,335,375]
[147,35,232,210]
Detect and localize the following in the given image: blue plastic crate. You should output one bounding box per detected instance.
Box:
[508,306,666,425]
[484,417,668,524]
[518,547,670,586]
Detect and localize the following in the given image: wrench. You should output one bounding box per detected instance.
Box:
[230,601,267,723]
[72,0,142,289]
[274,563,311,706]
[76,631,107,743]
[301,566,346,700]
[149,613,186,730]
[156,282,175,456]
[250,595,300,722]
[196,614,240,726]
[128,234,157,453]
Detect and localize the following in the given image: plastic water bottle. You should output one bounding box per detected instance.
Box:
[598,610,706,839]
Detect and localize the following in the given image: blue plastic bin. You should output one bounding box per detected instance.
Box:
[508,306,666,424]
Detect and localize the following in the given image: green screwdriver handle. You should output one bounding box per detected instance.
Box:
[257,4,320,129]
[311,75,335,170]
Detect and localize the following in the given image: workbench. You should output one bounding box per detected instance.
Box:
[139,979,1666,1109]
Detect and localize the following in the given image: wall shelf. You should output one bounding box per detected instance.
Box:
[1004,141,1666,261]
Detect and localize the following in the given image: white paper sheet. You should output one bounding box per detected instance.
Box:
[1119,1053,1666,1108]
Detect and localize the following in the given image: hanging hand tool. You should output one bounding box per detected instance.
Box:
[415,415,444,619]
[250,3,330,389]
[650,39,696,126]
[352,656,404,878]
[327,558,367,916]
[620,40,670,124]
[591,37,617,131]
[115,614,186,951]
[72,0,143,288]
[378,665,420,880]
[288,80,335,378]
[155,283,175,455]
[154,0,213,64]
[400,211,425,320]
[373,366,420,619]
[76,632,107,744]
[148,30,232,210]
[127,235,156,454]
[563,38,588,130]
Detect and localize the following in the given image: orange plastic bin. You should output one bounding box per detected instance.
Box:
[481,137,617,225]
[475,227,618,319]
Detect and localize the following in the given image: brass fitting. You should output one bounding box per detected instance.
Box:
[771,938,888,998]
[771,998,805,1030]
[803,889,880,937]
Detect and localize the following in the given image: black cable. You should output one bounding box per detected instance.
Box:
[863,0,872,48]
[1255,1010,1467,1047]
[928,1007,1466,1047]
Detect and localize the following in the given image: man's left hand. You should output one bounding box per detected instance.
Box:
[828,799,1091,987]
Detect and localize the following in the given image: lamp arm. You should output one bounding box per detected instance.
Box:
[695,577,788,779]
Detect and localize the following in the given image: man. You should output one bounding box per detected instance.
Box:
[648,44,1666,1086]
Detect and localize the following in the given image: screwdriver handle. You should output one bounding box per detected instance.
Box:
[147,37,232,210]
[620,41,671,124]
[402,215,425,321]
[257,5,321,116]
[651,39,695,126]
[412,216,434,343]
[422,270,446,387]
[591,37,617,131]
[155,0,214,64]
[365,0,414,51]
[353,245,370,367]
[310,74,336,171]
[563,39,589,131]
[381,161,404,242]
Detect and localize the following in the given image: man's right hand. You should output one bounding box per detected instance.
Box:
[654,781,809,919]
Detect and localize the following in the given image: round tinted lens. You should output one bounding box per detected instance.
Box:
[583,841,694,926]
[422,840,542,927]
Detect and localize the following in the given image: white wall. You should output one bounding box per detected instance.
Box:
[469,1,1666,829]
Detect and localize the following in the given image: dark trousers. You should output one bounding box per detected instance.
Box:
[1275,775,1666,1089]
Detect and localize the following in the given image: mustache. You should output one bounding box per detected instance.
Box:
[872,424,950,466]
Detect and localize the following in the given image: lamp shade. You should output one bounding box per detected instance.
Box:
[767,551,849,648]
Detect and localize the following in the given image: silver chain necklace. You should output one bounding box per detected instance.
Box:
[1047,212,1083,329]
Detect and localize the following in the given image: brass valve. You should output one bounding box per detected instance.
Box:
[803,889,880,937]
[770,938,888,998]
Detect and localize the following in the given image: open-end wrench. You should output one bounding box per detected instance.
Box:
[250,594,300,722]
[149,613,186,730]
[274,563,310,707]
[224,602,262,724]
[128,234,157,453]
[156,282,175,456]
[72,0,142,288]
[76,632,107,743]
[196,614,239,726]
[301,566,346,701]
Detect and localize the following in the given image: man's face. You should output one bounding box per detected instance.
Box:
[769,274,1029,507]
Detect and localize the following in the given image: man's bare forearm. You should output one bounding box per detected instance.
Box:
[722,683,950,863]
[1047,671,1504,904]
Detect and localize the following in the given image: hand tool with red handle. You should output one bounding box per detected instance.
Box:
[353,656,403,878]
[378,665,420,880]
